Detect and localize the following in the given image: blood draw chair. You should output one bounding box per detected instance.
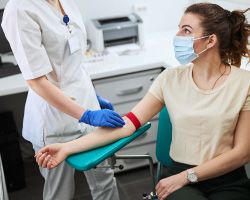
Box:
[66,107,172,199]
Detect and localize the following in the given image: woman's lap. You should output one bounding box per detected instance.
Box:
[161,161,250,200]
[167,185,208,200]
[207,178,250,200]
[166,182,250,200]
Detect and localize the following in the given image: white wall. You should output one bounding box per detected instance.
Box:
[75,0,189,34]
[1,0,189,33]
[190,0,250,18]
[1,0,249,33]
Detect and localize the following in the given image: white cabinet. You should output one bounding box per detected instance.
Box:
[93,68,163,171]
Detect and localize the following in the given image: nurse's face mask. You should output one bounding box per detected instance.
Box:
[173,35,210,65]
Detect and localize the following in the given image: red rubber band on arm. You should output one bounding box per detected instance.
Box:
[125,112,141,130]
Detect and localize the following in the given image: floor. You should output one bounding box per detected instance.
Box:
[7,157,155,200]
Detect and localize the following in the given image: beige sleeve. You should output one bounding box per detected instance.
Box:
[148,70,166,103]
[242,87,250,111]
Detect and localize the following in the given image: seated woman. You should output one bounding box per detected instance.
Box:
[36,3,250,200]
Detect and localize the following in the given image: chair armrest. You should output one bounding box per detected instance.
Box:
[66,122,151,171]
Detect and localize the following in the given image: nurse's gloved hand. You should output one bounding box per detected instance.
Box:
[79,109,125,128]
[96,95,114,110]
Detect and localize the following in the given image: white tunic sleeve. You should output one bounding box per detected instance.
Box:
[1,8,52,80]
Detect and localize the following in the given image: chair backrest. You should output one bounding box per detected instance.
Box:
[156,107,172,166]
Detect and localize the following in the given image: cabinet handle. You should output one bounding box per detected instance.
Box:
[116,86,143,96]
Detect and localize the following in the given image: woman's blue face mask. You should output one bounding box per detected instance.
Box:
[173,35,210,65]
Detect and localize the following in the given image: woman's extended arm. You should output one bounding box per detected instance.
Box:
[35,93,164,168]
[156,111,250,199]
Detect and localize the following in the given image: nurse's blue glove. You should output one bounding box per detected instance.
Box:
[96,95,114,110]
[79,109,125,128]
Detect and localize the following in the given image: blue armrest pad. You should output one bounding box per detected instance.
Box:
[66,122,151,171]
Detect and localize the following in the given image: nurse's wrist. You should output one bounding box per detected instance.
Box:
[76,108,85,121]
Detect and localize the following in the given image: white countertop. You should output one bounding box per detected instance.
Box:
[0,30,178,97]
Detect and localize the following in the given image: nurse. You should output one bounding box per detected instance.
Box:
[1,0,124,200]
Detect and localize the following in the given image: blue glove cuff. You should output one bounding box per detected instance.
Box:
[79,109,90,123]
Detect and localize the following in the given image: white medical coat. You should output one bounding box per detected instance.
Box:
[1,0,100,146]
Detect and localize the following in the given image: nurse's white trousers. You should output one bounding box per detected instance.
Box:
[33,145,120,200]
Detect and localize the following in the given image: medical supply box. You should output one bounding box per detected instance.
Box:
[87,13,144,52]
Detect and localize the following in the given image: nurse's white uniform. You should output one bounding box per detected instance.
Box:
[1,0,120,199]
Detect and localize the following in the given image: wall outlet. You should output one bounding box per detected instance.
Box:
[133,3,148,14]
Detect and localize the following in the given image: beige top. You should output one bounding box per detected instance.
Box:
[149,64,250,165]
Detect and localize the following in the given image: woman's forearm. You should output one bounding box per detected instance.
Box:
[193,111,250,182]
[27,76,84,119]
[63,117,136,156]
[194,148,249,182]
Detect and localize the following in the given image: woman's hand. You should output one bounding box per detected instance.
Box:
[35,143,68,169]
[156,171,188,200]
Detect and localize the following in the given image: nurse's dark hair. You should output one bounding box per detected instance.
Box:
[185,3,250,67]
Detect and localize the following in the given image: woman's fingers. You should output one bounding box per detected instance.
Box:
[155,182,160,191]
[48,159,58,169]
[47,160,54,169]
[34,144,62,169]
[156,182,169,200]
[156,184,163,197]
[42,154,51,168]
[158,189,168,200]
[34,146,50,158]
[35,151,53,169]
[36,152,48,166]
[35,152,45,165]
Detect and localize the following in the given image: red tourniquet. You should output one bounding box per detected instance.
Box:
[125,112,141,130]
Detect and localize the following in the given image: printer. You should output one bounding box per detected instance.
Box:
[87,13,144,52]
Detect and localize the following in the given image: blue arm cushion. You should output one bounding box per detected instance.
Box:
[66,122,151,171]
